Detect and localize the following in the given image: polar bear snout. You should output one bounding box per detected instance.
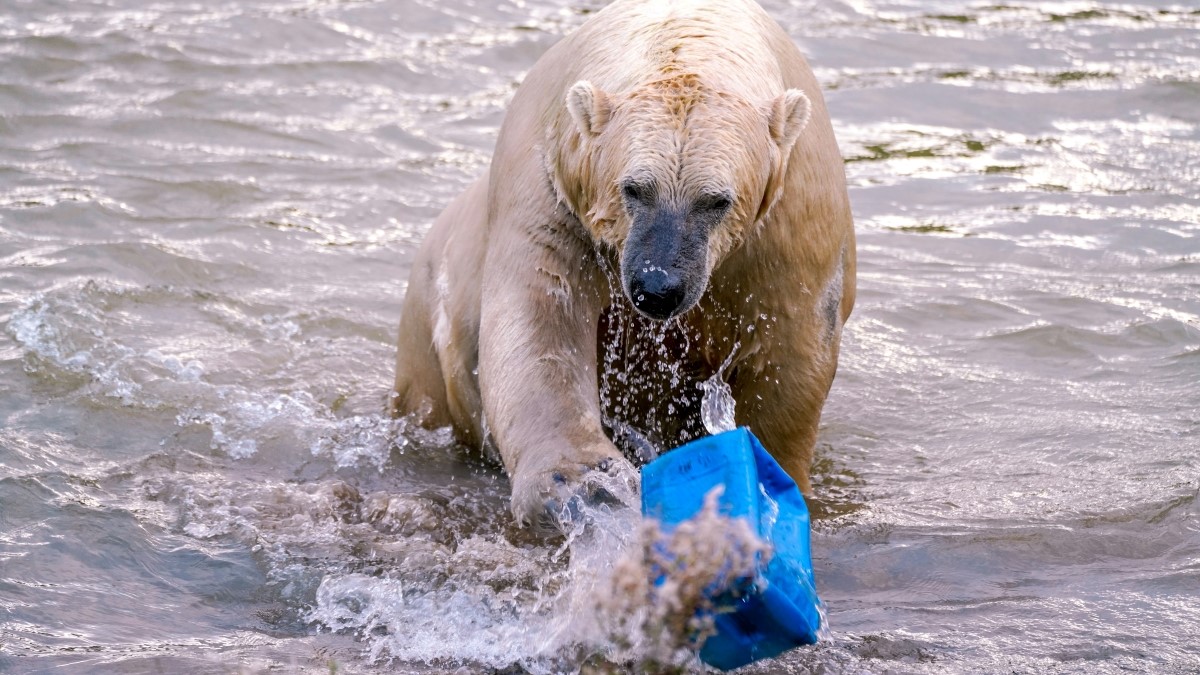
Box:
[620,205,710,320]
[628,267,687,319]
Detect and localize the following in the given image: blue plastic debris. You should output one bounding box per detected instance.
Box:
[640,427,822,671]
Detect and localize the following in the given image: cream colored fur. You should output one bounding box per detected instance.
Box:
[392,0,855,529]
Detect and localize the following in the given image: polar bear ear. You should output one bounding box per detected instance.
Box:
[766,88,812,151]
[566,80,612,137]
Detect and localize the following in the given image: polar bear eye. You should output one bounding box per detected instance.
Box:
[621,182,654,206]
[696,194,733,213]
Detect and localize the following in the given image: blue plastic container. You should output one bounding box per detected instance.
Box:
[640,427,822,671]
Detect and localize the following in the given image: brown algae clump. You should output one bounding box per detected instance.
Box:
[590,487,770,672]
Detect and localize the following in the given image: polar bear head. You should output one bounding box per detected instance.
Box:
[559,73,811,320]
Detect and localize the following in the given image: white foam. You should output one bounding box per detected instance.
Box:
[7,293,148,404]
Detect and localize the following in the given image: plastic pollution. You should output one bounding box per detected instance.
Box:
[640,427,822,671]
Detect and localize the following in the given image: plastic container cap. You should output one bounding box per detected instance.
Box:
[640,427,822,671]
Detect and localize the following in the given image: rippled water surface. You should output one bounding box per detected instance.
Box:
[2,0,1198,672]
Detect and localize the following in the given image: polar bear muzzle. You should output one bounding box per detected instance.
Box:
[620,200,713,320]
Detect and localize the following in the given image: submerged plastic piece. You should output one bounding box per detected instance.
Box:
[640,427,821,671]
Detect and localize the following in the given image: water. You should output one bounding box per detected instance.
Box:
[1,0,1198,672]
[700,342,740,435]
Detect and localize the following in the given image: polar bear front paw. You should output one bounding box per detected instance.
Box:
[512,453,639,536]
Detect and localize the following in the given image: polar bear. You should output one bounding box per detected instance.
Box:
[392,0,855,531]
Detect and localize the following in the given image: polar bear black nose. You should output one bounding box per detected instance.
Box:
[630,268,686,319]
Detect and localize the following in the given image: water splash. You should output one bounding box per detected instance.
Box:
[303,497,645,671]
[299,485,778,672]
[700,342,740,435]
